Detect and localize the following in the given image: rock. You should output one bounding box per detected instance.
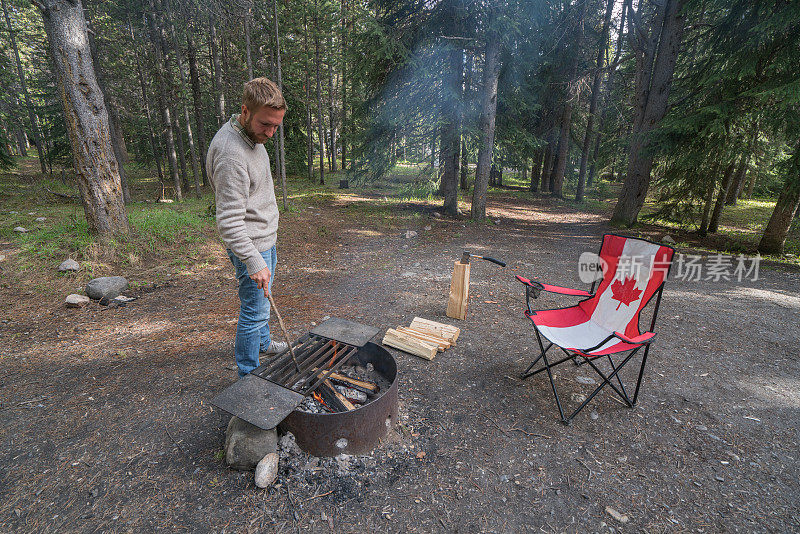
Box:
[404,230,417,239]
[254,452,279,488]
[590,411,599,420]
[576,376,596,385]
[278,432,302,456]
[35,217,46,222]
[13,227,28,233]
[85,276,128,300]
[65,294,90,308]
[157,198,174,203]
[605,506,629,524]
[58,259,80,272]
[424,225,432,231]
[493,219,501,225]
[662,235,676,244]
[224,416,278,470]
[431,212,442,219]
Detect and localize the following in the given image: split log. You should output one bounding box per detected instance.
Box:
[409,317,460,343]
[446,260,470,320]
[395,326,450,351]
[312,369,378,393]
[317,380,356,411]
[382,328,438,361]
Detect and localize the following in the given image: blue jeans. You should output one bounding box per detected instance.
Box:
[227,246,277,378]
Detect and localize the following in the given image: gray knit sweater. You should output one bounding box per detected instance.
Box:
[207,116,279,275]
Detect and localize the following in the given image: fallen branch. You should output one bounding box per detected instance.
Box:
[46,188,79,200]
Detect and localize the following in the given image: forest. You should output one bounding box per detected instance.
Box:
[1,0,799,254]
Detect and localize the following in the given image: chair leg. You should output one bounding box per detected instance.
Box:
[631,344,652,406]
[568,348,642,421]
[521,340,552,378]
[606,354,631,403]
[530,328,566,422]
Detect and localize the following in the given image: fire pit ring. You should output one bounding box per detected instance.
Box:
[280,341,398,457]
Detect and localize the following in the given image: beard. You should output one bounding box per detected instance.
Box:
[243,114,267,144]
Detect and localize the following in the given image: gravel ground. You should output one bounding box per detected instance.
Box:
[1,193,798,533]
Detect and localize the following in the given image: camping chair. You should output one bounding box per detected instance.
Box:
[516,234,674,424]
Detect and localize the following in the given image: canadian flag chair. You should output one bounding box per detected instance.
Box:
[516,234,674,423]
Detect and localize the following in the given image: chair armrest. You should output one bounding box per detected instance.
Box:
[613,331,657,345]
[516,276,592,297]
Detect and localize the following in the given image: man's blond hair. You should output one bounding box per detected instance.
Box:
[242,77,287,112]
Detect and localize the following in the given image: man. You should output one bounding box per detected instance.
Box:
[207,77,288,378]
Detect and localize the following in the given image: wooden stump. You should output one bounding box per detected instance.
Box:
[446,260,470,320]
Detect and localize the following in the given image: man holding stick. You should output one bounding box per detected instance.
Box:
[207,77,287,378]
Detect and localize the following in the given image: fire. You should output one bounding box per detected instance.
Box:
[312,391,326,406]
[328,341,339,368]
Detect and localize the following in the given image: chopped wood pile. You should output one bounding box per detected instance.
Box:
[381,317,460,360]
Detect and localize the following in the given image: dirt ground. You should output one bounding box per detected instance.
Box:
[1,193,799,533]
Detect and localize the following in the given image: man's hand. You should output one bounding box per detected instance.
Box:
[250,266,271,298]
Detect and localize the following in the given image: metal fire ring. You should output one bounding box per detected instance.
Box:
[279,342,399,457]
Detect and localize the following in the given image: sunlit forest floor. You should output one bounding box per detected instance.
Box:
[1,158,799,532]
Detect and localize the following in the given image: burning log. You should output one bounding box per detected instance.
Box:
[335,385,368,404]
[318,380,356,411]
[313,368,379,394]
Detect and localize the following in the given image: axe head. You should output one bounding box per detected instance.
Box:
[460,251,471,264]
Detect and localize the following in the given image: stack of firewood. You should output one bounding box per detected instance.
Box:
[381,317,460,360]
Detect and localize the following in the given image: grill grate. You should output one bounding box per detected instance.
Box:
[251,334,359,396]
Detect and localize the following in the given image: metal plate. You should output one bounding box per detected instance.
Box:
[210,374,304,430]
[310,317,380,348]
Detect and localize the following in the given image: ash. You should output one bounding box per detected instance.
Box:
[297,362,392,413]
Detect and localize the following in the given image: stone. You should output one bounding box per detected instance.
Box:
[85,276,128,300]
[605,506,629,524]
[254,452,279,488]
[404,230,417,239]
[662,235,676,244]
[224,416,278,470]
[278,432,302,456]
[58,259,80,272]
[65,294,90,308]
[576,376,596,385]
[35,217,46,222]
[13,227,28,233]
[493,219,501,225]
[424,225,432,231]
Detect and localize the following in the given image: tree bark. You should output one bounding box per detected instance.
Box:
[758,144,800,255]
[186,30,209,187]
[244,5,254,80]
[540,133,555,193]
[530,146,543,192]
[550,102,572,198]
[459,51,472,191]
[273,0,287,210]
[314,0,325,184]
[146,5,182,200]
[708,162,735,234]
[35,0,128,236]
[471,30,501,220]
[327,33,338,172]
[440,45,462,216]
[577,0,615,201]
[87,16,130,203]
[611,0,686,225]
[3,0,46,173]
[303,3,313,180]
[726,154,747,206]
[209,19,225,126]
[340,0,348,171]
[168,14,201,197]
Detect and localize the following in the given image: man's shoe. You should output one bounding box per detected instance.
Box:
[262,340,288,355]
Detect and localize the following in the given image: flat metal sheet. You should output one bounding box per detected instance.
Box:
[210,374,304,430]
[310,317,380,347]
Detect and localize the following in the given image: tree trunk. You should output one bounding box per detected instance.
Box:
[129,14,164,184]
[611,0,686,225]
[273,0,288,210]
[459,52,473,191]
[440,45,462,216]
[698,179,716,237]
[327,33,338,172]
[244,6,253,80]
[540,134,555,193]
[314,0,325,185]
[209,20,225,126]
[172,108,189,193]
[146,5,182,200]
[589,0,627,187]
[186,30,208,187]
[577,0,615,201]
[35,0,128,236]
[471,30,501,220]
[303,3,313,180]
[708,162,735,234]
[726,154,747,206]
[167,14,201,197]
[341,0,348,171]
[530,146,543,192]
[758,144,800,255]
[3,0,46,174]
[550,102,572,198]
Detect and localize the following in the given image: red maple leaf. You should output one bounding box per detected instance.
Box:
[610,276,642,310]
